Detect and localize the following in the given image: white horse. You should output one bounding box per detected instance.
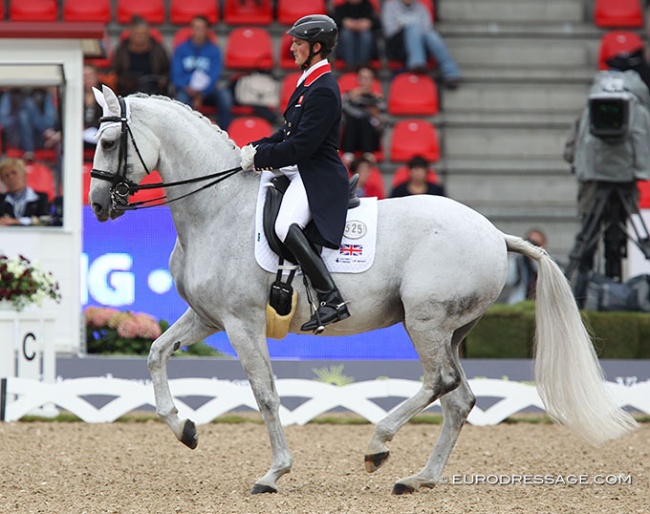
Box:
[89,86,636,495]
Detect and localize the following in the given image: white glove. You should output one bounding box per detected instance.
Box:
[240,144,258,171]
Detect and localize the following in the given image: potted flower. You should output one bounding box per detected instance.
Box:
[84,306,223,356]
[0,254,61,311]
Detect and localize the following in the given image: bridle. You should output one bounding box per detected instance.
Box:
[90,96,242,212]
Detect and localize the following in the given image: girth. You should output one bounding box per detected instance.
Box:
[262,173,361,264]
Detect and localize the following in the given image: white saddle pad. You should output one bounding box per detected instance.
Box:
[254,171,378,274]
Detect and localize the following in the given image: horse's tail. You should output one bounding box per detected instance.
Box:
[504,234,638,445]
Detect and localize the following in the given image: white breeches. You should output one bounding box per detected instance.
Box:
[275,167,311,242]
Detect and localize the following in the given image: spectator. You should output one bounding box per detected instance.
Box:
[390,155,445,197]
[381,0,461,90]
[332,0,380,70]
[83,63,103,153]
[112,16,170,97]
[171,15,232,129]
[0,87,59,161]
[0,158,50,226]
[497,228,548,304]
[341,65,384,157]
[349,155,385,199]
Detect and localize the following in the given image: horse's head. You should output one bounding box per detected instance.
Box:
[89,85,160,221]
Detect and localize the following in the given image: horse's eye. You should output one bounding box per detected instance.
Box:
[102,140,116,150]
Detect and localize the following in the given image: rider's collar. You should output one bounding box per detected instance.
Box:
[297,59,331,88]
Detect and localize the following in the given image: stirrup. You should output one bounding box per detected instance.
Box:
[300,300,350,334]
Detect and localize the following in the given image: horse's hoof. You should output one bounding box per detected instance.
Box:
[392,482,415,495]
[180,419,198,450]
[364,451,390,473]
[251,483,278,494]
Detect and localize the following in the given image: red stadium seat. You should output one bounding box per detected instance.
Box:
[0,2,4,19]
[387,73,439,116]
[227,116,273,147]
[170,0,219,25]
[120,27,164,44]
[9,0,57,21]
[598,31,644,70]
[171,26,218,49]
[63,0,111,22]
[337,71,383,96]
[277,0,326,25]
[333,0,380,9]
[353,165,386,200]
[26,162,56,202]
[223,0,273,25]
[594,0,643,28]
[280,72,302,109]
[279,34,298,70]
[117,0,165,24]
[225,27,274,70]
[389,119,440,163]
[390,164,440,188]
[639,181,650,209]
[82,162,93,204]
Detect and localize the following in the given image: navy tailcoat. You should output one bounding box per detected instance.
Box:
[251,64,349,248]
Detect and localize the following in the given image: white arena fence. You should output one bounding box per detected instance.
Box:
[1,377,649,425]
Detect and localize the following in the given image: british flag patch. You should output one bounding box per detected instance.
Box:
[339,243,363,256]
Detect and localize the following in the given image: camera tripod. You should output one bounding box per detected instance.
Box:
[565,182,650,306]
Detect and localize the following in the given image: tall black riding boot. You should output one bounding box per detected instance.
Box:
[284,224,350,333]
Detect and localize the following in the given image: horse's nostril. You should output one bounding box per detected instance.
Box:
[92,203,103,214]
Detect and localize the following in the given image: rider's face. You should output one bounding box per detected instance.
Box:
[290,38,320,68]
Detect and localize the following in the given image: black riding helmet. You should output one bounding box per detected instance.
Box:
[286,14,338,70]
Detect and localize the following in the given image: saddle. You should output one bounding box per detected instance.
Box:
[262,173,361,264]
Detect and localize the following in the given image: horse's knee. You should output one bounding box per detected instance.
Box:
[147,339,172,371]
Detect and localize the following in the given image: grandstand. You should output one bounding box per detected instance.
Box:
[1,0,646,263]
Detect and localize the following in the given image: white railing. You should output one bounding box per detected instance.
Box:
[2,377,648,425]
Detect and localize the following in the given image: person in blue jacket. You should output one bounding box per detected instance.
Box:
[171,15,232,129]
[240,15,351,333]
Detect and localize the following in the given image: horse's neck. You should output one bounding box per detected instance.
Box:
[149,101,257,243]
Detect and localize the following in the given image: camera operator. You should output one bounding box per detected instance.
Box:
[566,68,650,307]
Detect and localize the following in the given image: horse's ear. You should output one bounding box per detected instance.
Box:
[93,87,108,112]
[101,84,121,117]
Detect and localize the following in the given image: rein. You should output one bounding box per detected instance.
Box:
[90,96,242,211]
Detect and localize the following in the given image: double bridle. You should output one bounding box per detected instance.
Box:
[90,96,242,212]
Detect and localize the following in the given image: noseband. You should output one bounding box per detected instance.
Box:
[90,96,241,212]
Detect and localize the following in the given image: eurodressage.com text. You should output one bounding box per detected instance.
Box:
[438,474,633,486]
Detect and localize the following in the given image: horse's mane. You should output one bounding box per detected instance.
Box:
[129,93,238,150]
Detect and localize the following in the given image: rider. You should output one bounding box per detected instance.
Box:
[240,14,351,333]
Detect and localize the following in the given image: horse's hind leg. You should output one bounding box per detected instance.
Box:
[392,321,477,495]
[365,323,465,473]
[147,308,217,449]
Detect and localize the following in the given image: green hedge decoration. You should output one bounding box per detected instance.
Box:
[465,302,650,359]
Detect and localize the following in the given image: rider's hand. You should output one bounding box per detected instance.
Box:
[240,144,258,171]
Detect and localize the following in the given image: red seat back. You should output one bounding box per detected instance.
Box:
[389,119,440,163]
[277,0,326,25]
[171,27,218,49]
[26,162,56,201]
[223,0,273,25]
[598,31,644,70]
[63,0,111,22]
[225,27,274,70]
[594,0,643,28]
[10,0,58,21]
[388,73,439,116]
[170,0,219,25]
[117,0,165,24]
[391,164,439,188]
[337,71,383,96]
[228,117,273,147]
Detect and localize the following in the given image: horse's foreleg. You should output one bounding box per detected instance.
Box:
[227,322,292,494]
[147,308,217,448]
